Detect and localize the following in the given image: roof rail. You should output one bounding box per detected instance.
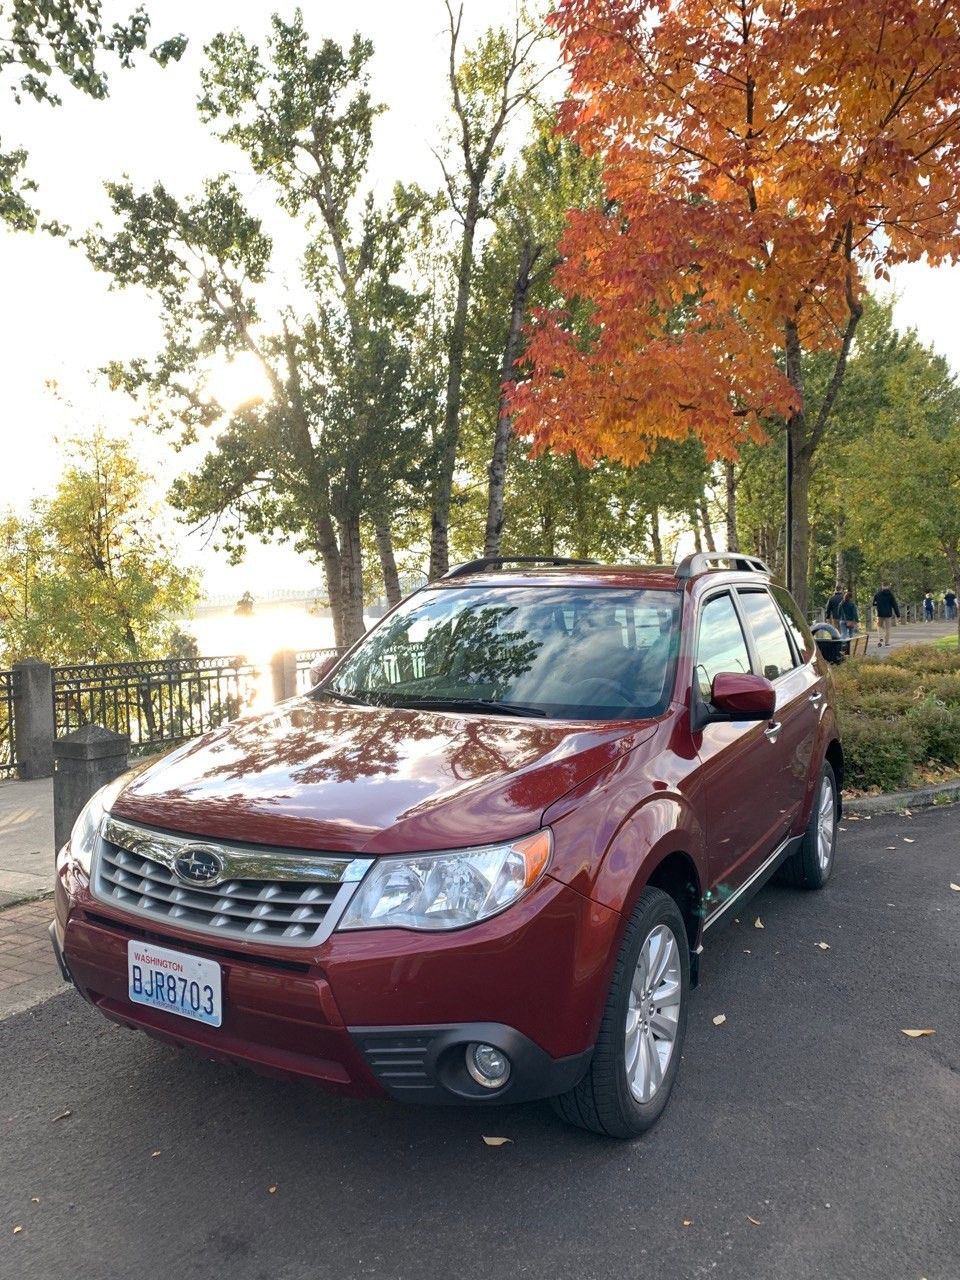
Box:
[443,555,599,579]
[674,552,771,579]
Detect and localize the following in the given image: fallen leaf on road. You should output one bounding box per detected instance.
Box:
[13,1226,22,1235]
[151,1151,160,1158]
[482,1136,513,1147]
[712,1014,727,1026]
[815,942,831,950]
[50,1109,71,1123]
[901,1029,935,1038]
[754,917,764,929]
[950,883,960,891]
[268,1185,278,1194]
[886,846,897,850]
[30,1198,39,1204]
[903,838,915,844]
[747,1216,761,1226]
[682,1219,693,1227]
[743,949,751,954]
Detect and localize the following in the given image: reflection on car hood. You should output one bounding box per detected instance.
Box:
[110,697,656,854]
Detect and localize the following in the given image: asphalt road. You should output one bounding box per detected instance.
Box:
[2,808,958,1280]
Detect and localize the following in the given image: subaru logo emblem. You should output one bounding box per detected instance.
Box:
[173,846,225,886]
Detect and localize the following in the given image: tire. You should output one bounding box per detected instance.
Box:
[551,887,689,1138]
[779,761,838,889]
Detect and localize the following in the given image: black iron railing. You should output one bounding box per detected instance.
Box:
[295,648,344,695]
[53,656,261,753]
[0,669,15,778]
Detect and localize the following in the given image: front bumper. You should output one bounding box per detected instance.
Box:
[55,853,619,1104]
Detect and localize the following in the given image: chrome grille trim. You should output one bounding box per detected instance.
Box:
[91,816,373,948]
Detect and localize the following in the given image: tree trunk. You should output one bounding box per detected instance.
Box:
[484,238,537,558]
[784,318,810,613]
[689,509,703,554]
[374,522,401,607]
[650,508,662,562]
[337,513,366,646]
[698,497,717,553]
[314,514,346,649]
[430,201,480,581]
[724,462,739,552]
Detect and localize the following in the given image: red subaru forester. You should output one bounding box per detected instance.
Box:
[51,554,842,1137]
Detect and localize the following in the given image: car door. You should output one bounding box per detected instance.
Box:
[736,587,820,837]
[692,590,786,909]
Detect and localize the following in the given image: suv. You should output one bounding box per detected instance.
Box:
[51,553,841,1138]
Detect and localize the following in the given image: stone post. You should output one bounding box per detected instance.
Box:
[13,659,55,780]
[271,649,299,702]
[53,725,129,854]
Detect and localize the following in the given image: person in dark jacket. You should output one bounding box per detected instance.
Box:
[923,591,935,621]
[872,584,901,648]
[839,591,860,639]
[825,584,844,627]
[945,588,958,622]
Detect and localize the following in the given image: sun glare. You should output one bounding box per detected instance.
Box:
[204,353,273,414]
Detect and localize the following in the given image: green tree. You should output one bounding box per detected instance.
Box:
[1,0,185,231]
[428,2,552,579]
[86,15,430,646]
[0,432,196,664]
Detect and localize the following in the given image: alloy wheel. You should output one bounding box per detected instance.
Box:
[816,773,836,872]
[624,924,682,1103]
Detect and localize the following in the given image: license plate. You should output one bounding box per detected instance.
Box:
[127,941,222,1028]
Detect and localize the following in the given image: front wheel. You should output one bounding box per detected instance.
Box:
[780,761,838,889]
[551,887,689,1138]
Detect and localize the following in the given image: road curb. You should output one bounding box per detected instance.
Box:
[844,780,960,815]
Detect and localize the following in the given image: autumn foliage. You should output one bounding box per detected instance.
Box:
[513,0,960,468]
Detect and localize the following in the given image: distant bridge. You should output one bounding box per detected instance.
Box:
[194,575,427,615]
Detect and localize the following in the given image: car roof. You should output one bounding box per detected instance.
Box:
[431,553,774,594]
[431,565,682,590]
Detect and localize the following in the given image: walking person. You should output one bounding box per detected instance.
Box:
[945,587,958,622]
[872,583,901,648]
[825,583,844,628]
[923,591,936,622]
[839,590,859,639]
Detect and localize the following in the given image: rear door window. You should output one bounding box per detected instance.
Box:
[738,590,798,681]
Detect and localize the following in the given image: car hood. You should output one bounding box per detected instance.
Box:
[110,697,655,854]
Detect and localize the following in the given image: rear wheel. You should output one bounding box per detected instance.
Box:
[780,761,838,889]
[551,887,689,1138]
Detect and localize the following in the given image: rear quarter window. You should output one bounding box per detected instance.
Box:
[770,585,816,663]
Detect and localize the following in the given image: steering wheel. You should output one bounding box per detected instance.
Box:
[569,675,634,704]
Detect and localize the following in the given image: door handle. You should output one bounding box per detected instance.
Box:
[764,721,782,739]
[809,691,824,705]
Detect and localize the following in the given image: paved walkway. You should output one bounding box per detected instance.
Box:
[865,617,956,654]
[0,778,54,908]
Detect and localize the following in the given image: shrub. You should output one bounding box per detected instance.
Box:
[904,698,960,767]
[888,643,960,674]
[842,661,916,694]
[918,673,960,707]
[838,712,919,792]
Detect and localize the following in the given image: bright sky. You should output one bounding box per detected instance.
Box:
[1,1,959,599]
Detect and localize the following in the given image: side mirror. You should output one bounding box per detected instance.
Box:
[308,653,339,685]
[710,671,776,721]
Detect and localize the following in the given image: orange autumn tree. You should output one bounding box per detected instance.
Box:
[512,0,960,610]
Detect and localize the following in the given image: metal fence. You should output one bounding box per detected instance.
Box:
[53,656,261,754]
[295,648,343,695]
[0,669,15,778]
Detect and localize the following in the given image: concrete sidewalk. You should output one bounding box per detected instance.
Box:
[0,778,54,908]
[869,616,956,653]
[0,781,59,1018]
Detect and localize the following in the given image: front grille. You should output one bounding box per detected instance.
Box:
[92,817,372,949]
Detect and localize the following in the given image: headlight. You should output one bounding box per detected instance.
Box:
[337,829,552,932]
[67,775,126,875]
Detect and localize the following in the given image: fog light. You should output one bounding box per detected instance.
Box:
[466,1042,511,1089]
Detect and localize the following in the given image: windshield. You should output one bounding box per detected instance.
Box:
[324,585,681,720]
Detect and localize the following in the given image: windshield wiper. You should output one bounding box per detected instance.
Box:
[388,696,547,719]
[313,686,378,706]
